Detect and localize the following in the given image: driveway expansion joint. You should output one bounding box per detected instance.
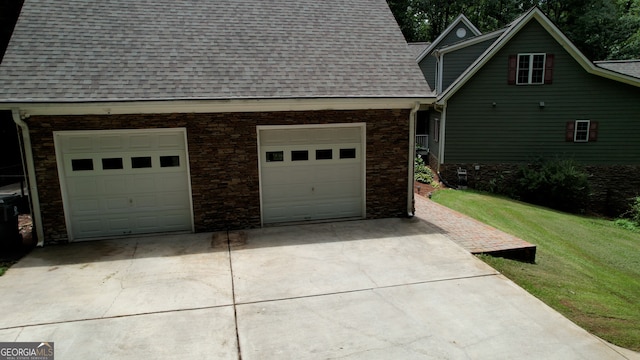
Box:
[233,272,500,307]
[0,305,235,331]
[225,230,243,360]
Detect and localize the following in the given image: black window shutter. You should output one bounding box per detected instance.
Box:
[508,55,517,85]
[589,121,598,141]
[545,54,554,84]
[565,121,575,141]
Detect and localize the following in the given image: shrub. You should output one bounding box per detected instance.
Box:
[515,157,590,213]
[614,218,640,232]
[629,196,640,225]
[617,196,640,230]
[414,155,435,184]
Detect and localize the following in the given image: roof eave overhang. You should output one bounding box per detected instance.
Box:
[416,14,482,63]
[0,96,436,117]
[436,8,640,105]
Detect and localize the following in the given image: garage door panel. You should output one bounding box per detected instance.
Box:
[68,178,99,196]
[158,133,185,148]
[135,195,158,209]
[102,177,129,194]
[157,173,190,190]
[262,184,313,202]
[263,203,313,223]
[105,197,131,211]
[130,134,154,149]
[312,182,360,198]
[159,192,191,208]
[162,212,193,227]
[74,218,105,237]
[71,199,100,214]
[262,167,315,183]
[136,216,159,231]
[313,164,360,182]
[99,135,124,150]
[129,176,157,193]
[107,217,132,232]
[315,198,362,218]
[259,126,364,224]
[66,136,94,152]
[55,129,193,240]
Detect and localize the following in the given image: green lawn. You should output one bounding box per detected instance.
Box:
[431,189,640,351]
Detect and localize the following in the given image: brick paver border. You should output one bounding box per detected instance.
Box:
[414,194,536,262]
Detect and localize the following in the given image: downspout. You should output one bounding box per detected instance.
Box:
[407,101,420,217]
[438,101,447,169]
[12,109,45,246]
[433,101,447,173]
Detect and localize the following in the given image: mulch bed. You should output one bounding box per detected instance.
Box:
[414,168,446,198]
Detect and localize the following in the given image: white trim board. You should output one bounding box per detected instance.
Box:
[2,97,435,117]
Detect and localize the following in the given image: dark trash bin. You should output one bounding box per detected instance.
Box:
[0,194,21,248]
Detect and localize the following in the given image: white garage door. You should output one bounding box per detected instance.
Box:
[54,129,193,240]
[259,125,364,224]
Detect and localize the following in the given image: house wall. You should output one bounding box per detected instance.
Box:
[419,55,438,90]
[436,20,640,215]
[443,20,640,165]
[27,109,410,243]
[427,110,441,162]
[441,38,496,90]
[418,22,478,90]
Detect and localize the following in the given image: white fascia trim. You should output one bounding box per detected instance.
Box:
[437,53,444,94]
[437,7,640,104]
[436,29,506,56]
[2,97,435,117]
[416,14,482,63]
[533,13,640,87]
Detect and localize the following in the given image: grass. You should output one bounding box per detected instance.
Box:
[431,189,640,351]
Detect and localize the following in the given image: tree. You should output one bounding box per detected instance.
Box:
[387,0,640,60]
[0,0,24,62]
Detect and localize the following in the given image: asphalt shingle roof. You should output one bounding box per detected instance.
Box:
[0,0,432,102]
[407,42,430,60]
[595,60,640,79]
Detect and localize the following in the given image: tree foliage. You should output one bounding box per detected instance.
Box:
[389,0,640,60]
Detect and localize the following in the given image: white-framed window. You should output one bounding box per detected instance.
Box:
[517,53,546,85]
[574,120,590,142]
[566,120,598,142]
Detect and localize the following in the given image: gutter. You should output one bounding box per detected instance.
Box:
[11,109,45,246]
[407,101,420,217]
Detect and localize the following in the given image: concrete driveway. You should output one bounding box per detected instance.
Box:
[0,218,636,359]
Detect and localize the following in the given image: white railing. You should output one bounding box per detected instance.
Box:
[415,134,428,149]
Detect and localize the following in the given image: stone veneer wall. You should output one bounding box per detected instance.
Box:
[440,163,640,216]
[27,109,410,243]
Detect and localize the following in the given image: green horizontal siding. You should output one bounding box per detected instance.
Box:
[419,22,478,92]
[445,20,640,165]
[442,38,496,90]
[419,56,437,90]
[429,110,440,159]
